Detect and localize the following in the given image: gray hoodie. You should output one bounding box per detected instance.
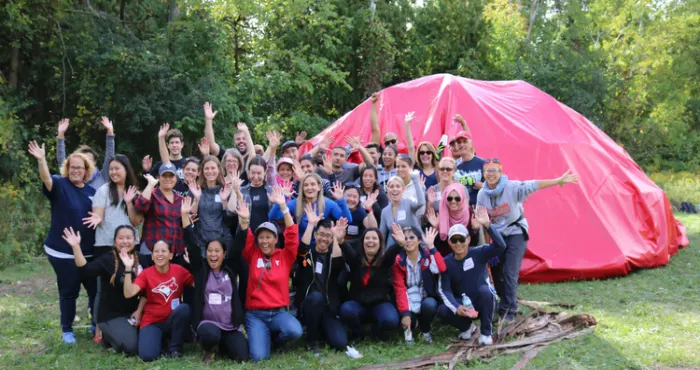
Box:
[476,178,538,236]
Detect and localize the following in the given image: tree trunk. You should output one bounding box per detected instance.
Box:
[168,0,180,22]
[9,45,19,89]
[526,0,539,42]
[119,0,126,22]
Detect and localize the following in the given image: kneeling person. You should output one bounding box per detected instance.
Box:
[438,207,505,345]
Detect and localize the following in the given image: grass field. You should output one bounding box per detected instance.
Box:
[0,213,697,370]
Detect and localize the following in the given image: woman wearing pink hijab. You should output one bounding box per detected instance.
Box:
[426,183,479,256]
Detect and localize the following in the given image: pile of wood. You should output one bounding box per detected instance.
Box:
[358,301,597,370]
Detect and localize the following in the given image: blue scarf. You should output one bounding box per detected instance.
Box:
[481,175,508,198]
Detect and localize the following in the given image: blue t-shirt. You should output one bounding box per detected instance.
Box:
[456,156,486,206]
[346,207,367,241]
[418,167,438,189]
[269,198,352,239]
[43,176,96,256]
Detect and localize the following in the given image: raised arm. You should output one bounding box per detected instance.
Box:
[369,93,381,145]
[203,102,221,156]
[263,130,280,164]
[362,191,380,229]
[181,197,204,274]
[28,141,53,192]
[123,186,144,227]
[62,228,88,268]
[270,186,294,228]
[120,250,142,298]
[454,114,470,134]
[133,174,159,214]
[309,136,333,158]
[409,173,426,212]
[99,116,115,182]
[56,118,69,167]
[301,203,321,246]
[157,123,171,164]
[535,170,580,191]
[404,112,416,161]
[346,136,373,166]
[238,123,256,161]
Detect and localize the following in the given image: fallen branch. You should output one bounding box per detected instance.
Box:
[510,345,546,370]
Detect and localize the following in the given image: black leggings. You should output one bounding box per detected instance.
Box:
[99,317,138,355]
[197,322,249,362]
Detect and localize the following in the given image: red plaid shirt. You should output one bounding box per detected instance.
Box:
[134,188,185,255]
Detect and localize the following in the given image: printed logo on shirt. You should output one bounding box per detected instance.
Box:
[488,203,511,219]
[275,260,280,266]
[176,168,184,180]
[152,277,179,302]
[456,169,482,187]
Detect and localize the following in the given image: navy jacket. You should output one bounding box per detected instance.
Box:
[392,247,446,318]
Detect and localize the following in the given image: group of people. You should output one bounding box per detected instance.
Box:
[29,94,580,363]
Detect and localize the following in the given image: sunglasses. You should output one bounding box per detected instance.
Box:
[450,235,467,244]
[384,139,397,146]
[484,158,501,165]
[439,167,454,172]
[418,151,432,156]
[447,196,462,203]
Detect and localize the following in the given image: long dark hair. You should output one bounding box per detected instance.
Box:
[359,165,380,194]
[381,145,398,168]
[360,227,386,267]
[111,225,138,286]
[109,154,138,211]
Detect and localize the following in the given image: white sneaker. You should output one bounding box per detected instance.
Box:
[73,315,80,323]
[345,345,362,359]
[478,334,493,345]
[457,323,476,340]
[423,332,433,344]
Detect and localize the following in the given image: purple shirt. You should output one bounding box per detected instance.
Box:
[199,270,236,331]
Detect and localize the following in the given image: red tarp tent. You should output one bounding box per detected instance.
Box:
[299,74,689,283]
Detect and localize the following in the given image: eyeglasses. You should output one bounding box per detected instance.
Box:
[384,139,397,146]
[69,166,85,171]
[418,151,432,156]
[447,196,461,203]
[439,167,454,172]
[450,235,467,244]
[484,169,501,174]
[225,159,238,164]
[316,232,333,239]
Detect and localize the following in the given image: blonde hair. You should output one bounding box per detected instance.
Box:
[439,157,456,169]
[415,141,437,170]
[60,152,96,182]
[296,173,326,221]
[386,175,405,187]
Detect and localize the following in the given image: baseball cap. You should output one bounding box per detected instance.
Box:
[448,224,469,239]
[255,222,278,237]
[159,162,177,176]
[450,130,472,143]
[277,157,294,170]
[281,140,298,153]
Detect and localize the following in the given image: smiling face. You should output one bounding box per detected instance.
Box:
[203,160,220,184]
[447,190,462,211]
[363,230,381,259]
[151,241,173,268]
[277,163,293,180]
[331,148,346,169]
[234,132,247,153]
[114,228,135,254]
[257,230,277,256]
[418,144,434,166]
[457,137,473,156]
[448,234,469,257]
[438,158,455,183]
[248,164,265,187]
[386,179,404,202]
[206,241,225,271]
[68,156,87,185]
[383,133,398,147]
[344,188,360,209]
[361,169,377,190]
[314,226,333,253]
[397,159,411,179]
[109,159,127,185]
[303,176,321,201]
[484,163,502,188]
[367,147,381,165]
[300,158,315,174]
[183,162,199,183]
[403,229,420,253]
[168,137,183,157]
[449,141,463,158]
[382,149,396,168]
[224,155,239,174]
[159,172,177,192]
[282,146,298,159]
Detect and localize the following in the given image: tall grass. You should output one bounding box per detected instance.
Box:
[649,171,700,207]
[0,184,49,269]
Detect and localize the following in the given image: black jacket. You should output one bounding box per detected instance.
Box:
[341,241,402,306]
[184,225,245,328]
[294,241,346,314]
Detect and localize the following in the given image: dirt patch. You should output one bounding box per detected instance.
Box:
[0,277,54,297]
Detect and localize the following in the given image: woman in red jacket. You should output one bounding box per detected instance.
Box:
[234,186,302,362]
[392,226,445,344]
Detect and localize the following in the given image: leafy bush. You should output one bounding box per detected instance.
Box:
[649,171,700,207]
[0,184,49,269]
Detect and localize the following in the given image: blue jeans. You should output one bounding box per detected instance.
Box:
[47,255,97,333]
[438,285,496,336]
[492,234,528,315]
[407,297,439,334]
[138,303,192,361]
[245,309,303,362]
[339,300,399,340]
[301,292,348,350]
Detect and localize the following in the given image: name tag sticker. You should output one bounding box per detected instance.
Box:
[171,298,180,310]
[347,225,359,235]
[463,258,475,271]
[256,258,264,268]
[315,262,323,274]
[397,210,407,221]
[208,293,222,305]
[214,194,222,203]
[253,195,261,201]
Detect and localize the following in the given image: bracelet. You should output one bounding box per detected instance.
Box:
[281,208,290,215]
[558,179,564,188]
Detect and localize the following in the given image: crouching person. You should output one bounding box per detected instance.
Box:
[122,239,194,361]
[438,207,505,345]
[392,226,445,344]
[181,197,248,363]
[295,208,349,356]
[63,225,143,355]
[237,187,303,362]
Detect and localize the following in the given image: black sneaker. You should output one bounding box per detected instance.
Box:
[307,341,321,357]
[167,350,183,359]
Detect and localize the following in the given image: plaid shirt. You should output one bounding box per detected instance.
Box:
[134,188,185,255]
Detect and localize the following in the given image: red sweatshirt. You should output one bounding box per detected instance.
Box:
[392,247,446,317]
[243,225,299,310]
